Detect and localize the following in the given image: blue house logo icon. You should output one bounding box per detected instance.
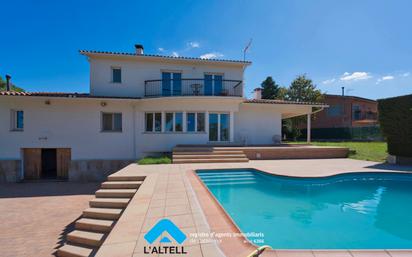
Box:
[144,219,187,244]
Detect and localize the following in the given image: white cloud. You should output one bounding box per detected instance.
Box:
[340,72,371,81]
[158,47,164,52]
[376,75,395,84]
[188,41,200,48]
[322,78,336,85]
[171,51,179,57]
[199,52,224,59]
[402,72,410,77]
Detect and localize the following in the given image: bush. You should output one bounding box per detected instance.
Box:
[298,126,382,141]
[137,156,171,165]
[378,94,412,157]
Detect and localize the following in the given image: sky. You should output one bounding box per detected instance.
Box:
[1,0,411,100]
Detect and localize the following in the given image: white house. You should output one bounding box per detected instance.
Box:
[0,44,325,182]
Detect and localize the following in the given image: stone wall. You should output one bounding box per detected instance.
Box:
[0,160,21,182]
[69,160,135,182]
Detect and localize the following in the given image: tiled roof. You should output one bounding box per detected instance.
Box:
[244,99,327,106]
[0,91,140,99]
[325,94,376,103]
[79,50,252,64]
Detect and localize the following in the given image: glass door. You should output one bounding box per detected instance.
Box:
[209,113,230,142]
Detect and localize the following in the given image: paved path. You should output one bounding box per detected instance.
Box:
[0,182,99,257]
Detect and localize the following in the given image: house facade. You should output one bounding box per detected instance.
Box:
[0,44,324,182]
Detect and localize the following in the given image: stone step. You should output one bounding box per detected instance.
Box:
[173,154,247,159]
[75,218,114,233]
[107,175,145,181]
[67,230,105,247]
[95,189,136,198]
[173,150,244,155]
[89,198,130,208]
[56,244,94,257]
[83,207,122,220]
[173,158,249,164]
[101,181,143,189]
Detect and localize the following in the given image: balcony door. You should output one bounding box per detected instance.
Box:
[162,72,182,96]
[209,113,230,142]
[204,74,223,96]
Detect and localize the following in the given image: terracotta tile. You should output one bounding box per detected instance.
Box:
[168,214,195,228]
[165,204,191,216]
[166,192,188,200]
[349,250,391,257]
[183,244,203,257]
[146,206,165,218]
[165,197,189,207]
[95,241,136,257]
[200,243,225,257]
[275,250,315,257]
[152,193,167,200]
[387,251,412,257]
[141,216,163,233]
[149,198,166,208]
[313,250,352,257]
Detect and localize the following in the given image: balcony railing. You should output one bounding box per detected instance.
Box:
[144,79,243,97]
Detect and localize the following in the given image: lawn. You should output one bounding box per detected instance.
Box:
[291,141,387,162]
[137,156,172,165]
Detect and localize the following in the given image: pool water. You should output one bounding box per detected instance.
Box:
[196,169,412,249]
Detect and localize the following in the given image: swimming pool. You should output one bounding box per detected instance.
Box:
[196,169,412,249]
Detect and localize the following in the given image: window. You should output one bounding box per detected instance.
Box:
[162,72,182,96]
[102,113,122,132]
[175,112,183,132]
[352,105,361,120]
[145,112,162,132]
[209,113,230,141]
[165,112,183,132]
[11,110,24,131]
[165,113,173,132]
[112,67,122,83]
[187,112,205,132]
[327,104,344,117]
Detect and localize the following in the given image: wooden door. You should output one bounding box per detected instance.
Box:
[56,148,71,179]
[23,148,41,179]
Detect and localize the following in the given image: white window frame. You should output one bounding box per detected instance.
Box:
[101,112,122,132]
[208,112,230,142]
[161,70,182,94]
[145,112,162,133]
[10,109,24,131]
[164,112,184,133]
[186,112,206,133]
[111,67,122,83]
[204,72,224,96]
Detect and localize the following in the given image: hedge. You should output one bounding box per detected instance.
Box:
[378,94,412,157]
[298,126,382,141]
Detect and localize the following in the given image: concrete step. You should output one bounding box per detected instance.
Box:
[75,218,114,233]
[67,230,105,247]
[173,154,247,159]
[173,150,244,155]
[173,158,249,164]
[101,181,143,189]
[56,244,94,257]
[107,175,145,181]
[89,198,130,208]
[83,207,122,220]
[95,189,136,198]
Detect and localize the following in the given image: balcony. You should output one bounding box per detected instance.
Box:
[144,79,243,97]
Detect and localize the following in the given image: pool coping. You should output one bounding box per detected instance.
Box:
[189,167,412,257]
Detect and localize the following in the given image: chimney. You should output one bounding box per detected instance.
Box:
[5,74,11,91]
[135,44,144,55]
[253,88,262,100]
[341,86,345,96]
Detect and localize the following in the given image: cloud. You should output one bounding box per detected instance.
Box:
[188,41,200,48]
[376,75,395,84]
[199,52,224,59]
[340,72,371,81]
[171,51,179,57]
[158,47,164,52]
[322,78,336,85]
[402,72,410,77]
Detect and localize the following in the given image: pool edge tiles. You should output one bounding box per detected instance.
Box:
[191,168,412,256]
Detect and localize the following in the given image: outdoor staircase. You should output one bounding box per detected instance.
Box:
[56,176,145,257]
[172,146,249,164]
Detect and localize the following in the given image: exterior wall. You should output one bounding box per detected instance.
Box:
[89,56,245,98]
[311,95,378,129]
[0,160,21,182]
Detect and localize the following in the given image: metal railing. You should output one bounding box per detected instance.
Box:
[144,79,243,97]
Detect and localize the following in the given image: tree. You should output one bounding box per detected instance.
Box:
[283,74,324,141]
[0,76,24,92]
[260,76,281,99]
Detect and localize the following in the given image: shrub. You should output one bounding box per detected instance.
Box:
[137,156,171,165]
[378,94,412,157]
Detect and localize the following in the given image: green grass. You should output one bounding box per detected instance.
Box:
[137,156,172,165]
[289,141,388,162]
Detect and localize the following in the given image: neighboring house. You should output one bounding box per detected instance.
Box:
[0,44,325,182]
[299,94,380,140]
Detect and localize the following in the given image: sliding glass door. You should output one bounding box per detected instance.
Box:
[209,113,230,142]
[162,72,182,96]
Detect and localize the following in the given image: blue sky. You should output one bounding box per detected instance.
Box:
[1,0,411,100]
